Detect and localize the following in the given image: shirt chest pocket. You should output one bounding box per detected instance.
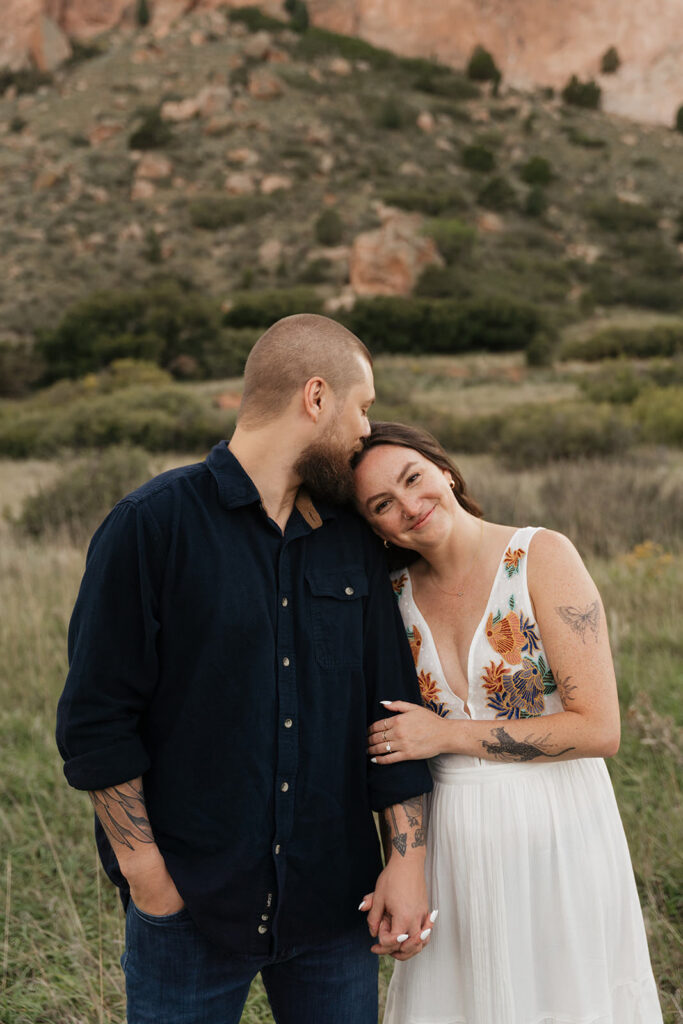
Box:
[305,568,369,669]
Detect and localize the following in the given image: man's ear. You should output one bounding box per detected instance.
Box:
[302,376,328,422]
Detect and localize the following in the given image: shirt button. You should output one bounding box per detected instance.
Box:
[345,586,355,596]
[274,844,281,855]
[280,781,289,792]
[284,718,293,729]
[258,925,268,934]
[281,596,288,607]
[261,913,269,921]
[282,656,290,667]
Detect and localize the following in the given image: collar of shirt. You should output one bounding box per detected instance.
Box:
[206,440,338,529]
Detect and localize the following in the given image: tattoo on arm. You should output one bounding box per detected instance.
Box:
[89,780,154,850]
[556,674,578,704]
[380,796,425,858]
[555,601,599,643]
[482,726,575,763]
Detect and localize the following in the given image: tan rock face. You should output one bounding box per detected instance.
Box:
[30,15,72,71]
[350,209,443,297]
[3,1,681,126]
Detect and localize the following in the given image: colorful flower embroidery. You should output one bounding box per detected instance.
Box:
[485,610,525,665]
[418,670,450,718]
[503,547,526,578]
[519,612,541,655]
[405,624,422,668]
[392,573,408,600]
[482,655,548,719]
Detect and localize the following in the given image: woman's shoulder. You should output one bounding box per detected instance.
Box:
[526,528,590,591]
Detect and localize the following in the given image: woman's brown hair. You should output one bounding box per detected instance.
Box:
[353,421,483,567]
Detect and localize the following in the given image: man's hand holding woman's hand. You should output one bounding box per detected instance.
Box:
[358,867,437,961]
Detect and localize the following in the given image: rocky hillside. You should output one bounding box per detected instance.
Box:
[2,0,682,126]
[0,6,682,367]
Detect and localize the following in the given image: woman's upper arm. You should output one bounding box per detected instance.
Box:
[528,529,620,749]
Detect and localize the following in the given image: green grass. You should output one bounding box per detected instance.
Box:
[0,446,681,1022]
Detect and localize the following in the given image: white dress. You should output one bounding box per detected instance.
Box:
[384,527,662,1024]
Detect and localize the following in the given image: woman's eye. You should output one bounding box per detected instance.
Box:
[407,473,420,485]
[374,499,390,514]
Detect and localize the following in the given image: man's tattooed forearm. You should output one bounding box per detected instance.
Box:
[482,726,575,763]
[556,674,578,704]
[381,797,425,858]
[89,781,154,850]
[401,795,422,829]
[555,601,599,643]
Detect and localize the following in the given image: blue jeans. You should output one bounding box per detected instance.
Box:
[123,901,379,1024]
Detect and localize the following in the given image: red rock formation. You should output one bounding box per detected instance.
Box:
[1,0,681,126]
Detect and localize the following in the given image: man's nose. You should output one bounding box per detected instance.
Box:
[360,418,371,438]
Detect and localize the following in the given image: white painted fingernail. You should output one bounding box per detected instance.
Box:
[370,758,377,763]
[380,700,394,706]
[358,901,367,910]
[396,933,409,942]
[430,909,439,923]
[420,928,432,941]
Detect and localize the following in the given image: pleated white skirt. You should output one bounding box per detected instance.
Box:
[384,757,662,1024]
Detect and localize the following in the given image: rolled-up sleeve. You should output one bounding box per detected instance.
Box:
[362,539,433,811]
[56,499,163,791]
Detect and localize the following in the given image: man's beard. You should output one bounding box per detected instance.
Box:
[294,435,356,506]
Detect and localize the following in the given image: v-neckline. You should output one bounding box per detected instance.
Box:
[405,527,526,716]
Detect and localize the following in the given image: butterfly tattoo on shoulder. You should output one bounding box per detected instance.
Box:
[555,600,600,643]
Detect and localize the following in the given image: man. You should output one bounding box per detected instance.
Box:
[57,313,433,1024]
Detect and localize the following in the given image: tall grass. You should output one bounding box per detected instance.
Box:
[0,457,680,1022]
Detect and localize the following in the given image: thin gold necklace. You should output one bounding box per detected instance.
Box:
[425,518,485,598]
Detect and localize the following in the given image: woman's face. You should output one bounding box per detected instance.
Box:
[353,444,456,550]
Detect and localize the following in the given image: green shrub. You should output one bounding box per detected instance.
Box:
[587,197,659,233]
[380,186,467,216]
[524,185,548,218]
[563,126,607,148]
[222,288,323,328]
[0,339,44,397]
[128,107,173,150]
[36,283,223,382]
[600,47,621,74]
[462,145,495,172]
[0,68,53,95]
[227,6,287,31]
[376,97,408,130]
[66,38,107,66]
[562,75,601,109]
[284,0,309,32]
[676,213,683,243]
[136,0,150,27]
[414,266,470,299]
[13,447,153,542]
[577,361,646,404]
[346,295,540,355]
[295,27,400,70]
[525,331,555,367]
[413,70,479,100]
[201,328,258,378]
[632,386,683,445]
[314,208,344,245]
[466,46,501,84]
[559,324,683,361]
[297,257,334,284]
[423,219,476,263]
[495,401,634,466]
[519,156,553,186]
[0,385,231,458]
[189,196,269,230]
[674,105,683,134]
[476,175,516,211]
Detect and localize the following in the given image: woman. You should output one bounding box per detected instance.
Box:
[353,422,662,1024]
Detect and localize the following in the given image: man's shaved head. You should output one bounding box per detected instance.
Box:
[238,313,372,426]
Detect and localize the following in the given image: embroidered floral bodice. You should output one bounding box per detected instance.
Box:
[391,526,563,770]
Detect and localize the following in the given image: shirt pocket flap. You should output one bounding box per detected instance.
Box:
[305,569,369,601]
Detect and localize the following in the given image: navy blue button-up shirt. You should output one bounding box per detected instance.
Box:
[57,441,432,954]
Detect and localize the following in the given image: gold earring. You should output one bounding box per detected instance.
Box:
[383,539,390,549]
[449,479,455,490]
